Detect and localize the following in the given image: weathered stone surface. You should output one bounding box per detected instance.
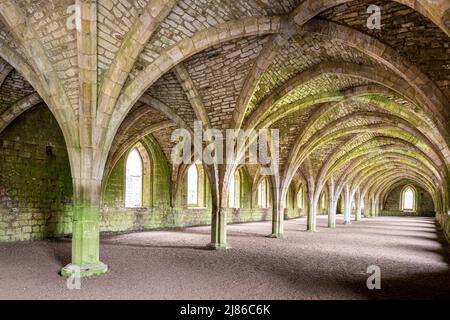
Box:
[0,0,448,276]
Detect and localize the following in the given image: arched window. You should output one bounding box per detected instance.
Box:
[228,171,240,209]
[187,164,199,206]
[125,148,143,208]
[284,185,294,209]
[321,193,326,209]
[297,187,303,209]
[402,186,415,211]
[257,178,269,209]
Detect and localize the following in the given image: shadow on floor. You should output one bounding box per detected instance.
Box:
[41,217,449,299]
[100,241,210,251]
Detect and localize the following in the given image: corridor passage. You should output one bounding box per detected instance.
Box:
[0,216,448,300]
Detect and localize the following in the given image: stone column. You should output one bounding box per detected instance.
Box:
[307,193,317,231]
[369,197,376,217]
[374,197,380,216]
[60,1,107,278]
[269,180,283,238]
[363,197,370,218]
[343,186,352,224]
[355,191,362,221]
[328,178,336,228]
[207,164,229,250]
[328,201,337,228]
[209,205,228,249]
[61,177,107,278]
[442,209,450,242]
[444,187,450,239]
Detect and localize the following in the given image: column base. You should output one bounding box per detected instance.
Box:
[343,220,352,225]
[61,262,108,278]
[266,233,284,239]
[207,243,231,250]
[307,225,317,232]
[328,223,336,228]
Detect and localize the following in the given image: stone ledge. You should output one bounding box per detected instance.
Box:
[60,262,108,278]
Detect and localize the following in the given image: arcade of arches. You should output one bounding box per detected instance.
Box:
[0,0,449,285]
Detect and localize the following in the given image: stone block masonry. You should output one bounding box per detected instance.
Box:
[0,105,72,241]
[0,104,303,241]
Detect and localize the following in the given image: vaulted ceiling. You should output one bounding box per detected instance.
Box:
[0,0,448,209]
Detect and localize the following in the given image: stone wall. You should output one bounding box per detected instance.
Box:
[382,182,435,217]
[100,149,304,234]
[0,104,303,242]
[100,155,212,232]
[0,105,73,241]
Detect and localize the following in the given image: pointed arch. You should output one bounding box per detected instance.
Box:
[401,185,417,212]
[257,177,272,209]
[125,148,144,208]
[187,163,199,206]
[228,169,242,209]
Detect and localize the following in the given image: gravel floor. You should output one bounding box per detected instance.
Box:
[0,215,449,300]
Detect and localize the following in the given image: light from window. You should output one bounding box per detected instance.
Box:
[235,172,240,208]
[187,164,199,205]
[125,148,143,208]
[297,188,303,209]
[228,173,236,208]
[258,179,268,208]
[284,190,288,208]
[321,194,326,209]
[403,187,414,211]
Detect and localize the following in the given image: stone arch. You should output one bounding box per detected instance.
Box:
[99,17,282,173]
[102,136,172,210]
[0,93,42,134]
[254,175,273,209]
[300,18,449,120]
[0,103,73,241]
[235,6,450,132]
[381,180,437,216]
[179,161,210,209]
[312,136,439,199]
[0,1,78,151]
[283,120,444,194]
[399,184,418,212]
[291,0,450,37]
[247,62,449,144]
[123,145,146,208]
[325,142,443,185]
[362,171,436,203]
